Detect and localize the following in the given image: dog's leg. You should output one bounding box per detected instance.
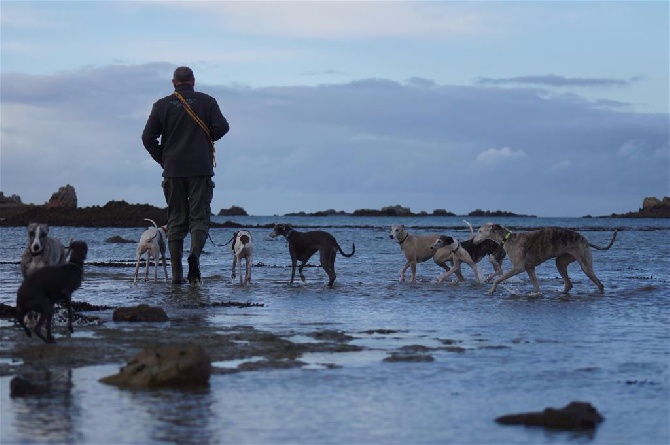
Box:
[238,255,244,285]
[486,255,503,282]
[245,256,252,285]
[133,255,142,283]
[526,267,542,295]
[16,309,32,338]
[465,258,481,284]
[44,308,56,343]
[399,262,411,282]
[409,262,417,283]
[556,254,575,293]
[321,249,337,286]
[232,255,237,281]
[576,251,605,293]
[298,261,308,283]
[144,253,151,282]
[34,305,54,343]
[152,251,159,283]
[65,292,74,334]
[487,267,525,295]
[290,257,298,284]
[437,268,456,282]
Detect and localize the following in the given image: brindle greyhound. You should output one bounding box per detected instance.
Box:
[16,241,88,343]
[473,223,617,295]
[270,223,355,286]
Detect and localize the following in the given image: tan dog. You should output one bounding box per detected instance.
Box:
[473,223,617,295]
[231,230,253,286]
[389,224,465,283]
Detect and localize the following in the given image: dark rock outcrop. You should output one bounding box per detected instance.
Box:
[217,205,248,216]
[112,304,169,322]
[46,184,77,208]
[610,196,670,218]
[495,401,604,430]
[99,344,211,388]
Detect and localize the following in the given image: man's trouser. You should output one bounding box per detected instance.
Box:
[162,176,214,283]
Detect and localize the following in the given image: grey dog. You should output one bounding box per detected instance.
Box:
[270,223,355,286]
[473,223,617,295]
[20,223,67,278]
[16,241,88,343]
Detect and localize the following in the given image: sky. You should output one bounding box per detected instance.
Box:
[1,1,668,217]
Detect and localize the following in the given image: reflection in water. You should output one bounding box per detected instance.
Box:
[142,387,215,445]
[9,368,77,443]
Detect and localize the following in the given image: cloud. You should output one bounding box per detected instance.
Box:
[475,147,527,164]
[1,64,668,217]
[549,160,571,172]
[476,75,642,88]
[166,2,494,39]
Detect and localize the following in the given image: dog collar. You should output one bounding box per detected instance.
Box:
[451,241,461,253]
[501,231,512,246]
[67,262,83,272]
[398,233,409,244]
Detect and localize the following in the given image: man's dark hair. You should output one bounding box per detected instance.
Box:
[173,66,195,84]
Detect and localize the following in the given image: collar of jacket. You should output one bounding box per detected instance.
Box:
[174,83,195,93]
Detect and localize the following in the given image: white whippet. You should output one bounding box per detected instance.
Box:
[133,218,168,283]
[231,230,253,286]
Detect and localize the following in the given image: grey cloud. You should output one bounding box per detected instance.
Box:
[476,74,642,88]
[1,64,667,217]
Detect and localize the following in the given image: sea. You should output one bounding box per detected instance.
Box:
[0,215,668,445]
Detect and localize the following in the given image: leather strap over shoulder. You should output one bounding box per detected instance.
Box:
[173,92,217,167]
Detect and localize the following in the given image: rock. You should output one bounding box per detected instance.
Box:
[495,401,604,430]
[99,344,211,388]
[642,196,662,210]
[217,205,248,216]
[45,184,77,208]
[112,304,169,322]
[10,376,49,397]
[105,235,135,243]
[0,192,22,204]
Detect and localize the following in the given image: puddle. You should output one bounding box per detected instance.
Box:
[212,356,266,369]
[300,350,389,369]
[0,357,23,366]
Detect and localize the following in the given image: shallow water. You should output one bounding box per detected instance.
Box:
[0,216,668,444]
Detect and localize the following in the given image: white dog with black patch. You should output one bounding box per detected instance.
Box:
[133,218,168,283]
[231,230,253,286]
[20,223,67,278]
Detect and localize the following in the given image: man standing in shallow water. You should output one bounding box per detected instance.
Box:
[142,66,230,285]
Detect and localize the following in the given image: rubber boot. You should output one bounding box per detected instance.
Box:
[168,240,184,284]
[187,230,207,285]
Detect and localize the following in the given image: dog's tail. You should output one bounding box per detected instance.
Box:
[143,218,158,228]
[589,230,618,250]
[463,220,474,239]
[338,243,355,258]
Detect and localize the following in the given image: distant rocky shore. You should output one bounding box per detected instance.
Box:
[0,186,667,228]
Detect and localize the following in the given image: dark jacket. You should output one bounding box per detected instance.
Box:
[142,83,229,177]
